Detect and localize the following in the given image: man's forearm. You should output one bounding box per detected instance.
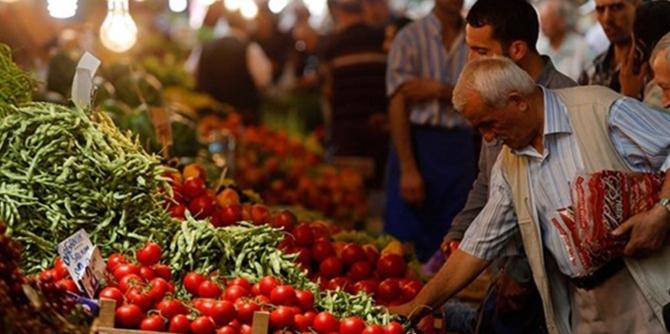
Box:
[407,250,489,321]
[389,93,417,172]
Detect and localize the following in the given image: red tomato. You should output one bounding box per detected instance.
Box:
[311,241,335,263]
[118,274,144,292]
[399,279,423,301]
[139,266,156,281]
[340,317,366,334]
[136,242,162,266]
[106,253,127,272]
[211,300,237,326]
[270,306,295,329]
[250,204,270,225]
[184,272,206,295]
[139,314,166,331]
[153,264,172,280]
[292,223,314,247]
[189,195,215,219]
[147,277,170,302]
[169,314,191,333]
[56,279,78,293]
[191,316,216,334]
[347,261,372,281]
[224,285,249,302]
[270,210,297,232]
[294,313,313,331]
[251,283,262,296]
[115,304,143,329]
[194,298,216,316]
[376,255,406,279]
[258,276,280,296]
[126,288,152,311]
[239,324,252,334]
[319,256,343,279]
[217,326,239,334]
[376,279,400,301]
[113,263,141,281]
[218,204,243,226]
[294,247,313,268]
[99,287,124,305]
[327,277,353,293]
[341,244,366,265]
[229,277,251,290]
[295,290,315,311]
[313,312,339,334]
[53,258,70,280]
[157,298,188,319]
[38,269,58,282]
[352,279,378,296]
[384,322,404,334]
[362,245,380,265]
[198,280,223,298]
[236,302,260,324]
[183,177,206,199]
[270,285,296,305]
[310,223,330,240]
[169,203,187,219]
[362,325,385,334]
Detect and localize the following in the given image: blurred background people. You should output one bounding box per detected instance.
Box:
[537,0,597,81]
[650,32,670,108]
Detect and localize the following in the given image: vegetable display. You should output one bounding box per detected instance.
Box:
[0,44,34,106]
[0,102,174,273]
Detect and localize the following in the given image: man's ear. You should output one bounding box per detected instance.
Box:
[507,41,529,62]
[508,92,528,111]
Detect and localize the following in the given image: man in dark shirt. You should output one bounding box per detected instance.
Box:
[322,0,388,188]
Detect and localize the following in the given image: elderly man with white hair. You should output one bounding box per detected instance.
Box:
[652,32,670,108]
[390,57,670,334]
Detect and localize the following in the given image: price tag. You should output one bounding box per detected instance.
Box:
[71,52,101,109]
[150,107,173,158]
[56,229,106,298]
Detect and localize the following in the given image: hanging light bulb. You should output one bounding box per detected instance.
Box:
[169,0,187,12]
[239,0,257,19]
[224,0,241,11]
[47,0,78,19]
[99,0,138,53]
[268,0,288,14]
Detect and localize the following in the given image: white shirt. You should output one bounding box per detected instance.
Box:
[538,32,598,81]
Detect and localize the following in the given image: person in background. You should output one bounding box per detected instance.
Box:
[196,9,272,125]
[385,0,475,262]
[537,0,597,81]
[391,56,670,334]
[442,1,576,332]
[362,0,391,28]
[579,0,639,91]
[253,6,293,82]
[382,16,412,53]
[650,32,670,108]
[322,0,389,190]
[618,0,670,107]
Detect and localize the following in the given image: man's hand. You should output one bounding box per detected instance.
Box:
[619,43,648,99]
[399,79,449,104]
[400,168,425,206]
[612,205,670,257]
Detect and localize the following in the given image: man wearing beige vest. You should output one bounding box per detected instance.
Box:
[390,57,670,334]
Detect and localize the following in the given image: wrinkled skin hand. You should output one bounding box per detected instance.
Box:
[612,205,670,257]
[400,79,445,104]
[400,169,425,207]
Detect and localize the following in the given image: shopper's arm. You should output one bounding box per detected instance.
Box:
[389,92,424,206]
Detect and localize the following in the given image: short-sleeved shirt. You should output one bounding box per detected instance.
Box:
[386,13,469,128]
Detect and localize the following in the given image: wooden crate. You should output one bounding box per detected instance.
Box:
[91,299,270,334]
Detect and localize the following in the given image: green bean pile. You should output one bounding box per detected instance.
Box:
[168,218,395,325]
[0,102,175,273]
[0,44,34,106]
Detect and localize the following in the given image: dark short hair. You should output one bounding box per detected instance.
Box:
[634,0,670,63]
[466,0,539,52]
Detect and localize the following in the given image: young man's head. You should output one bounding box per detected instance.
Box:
[453,57,541,150]
[651,32,670,108]
[465,0,540,62]
[594,0,640,46]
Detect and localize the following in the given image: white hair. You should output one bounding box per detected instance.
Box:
[651,31,670,65]
[453,56,536,112]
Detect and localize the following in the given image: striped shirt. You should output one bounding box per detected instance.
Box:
[459,88,670,277]
[386,13,469,128]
